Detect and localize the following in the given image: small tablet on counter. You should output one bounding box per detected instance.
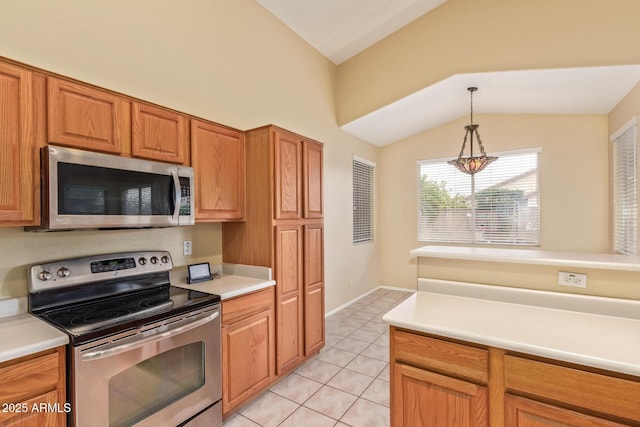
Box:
[187,262,214,284]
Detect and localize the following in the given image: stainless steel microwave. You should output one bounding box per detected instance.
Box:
[29,145,194,231]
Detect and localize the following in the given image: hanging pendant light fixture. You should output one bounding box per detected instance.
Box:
[448,87,497,174]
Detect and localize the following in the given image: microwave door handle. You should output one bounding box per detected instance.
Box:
[171,169,181,222]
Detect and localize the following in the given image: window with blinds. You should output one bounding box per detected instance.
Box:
[353,157,375,244]
[418,148,541,245]
[612,121,638,255]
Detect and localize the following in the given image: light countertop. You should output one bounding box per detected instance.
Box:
[0,297,69,363]
[410,245,640,271]
[171,263,275,300]
[383,279,640,377]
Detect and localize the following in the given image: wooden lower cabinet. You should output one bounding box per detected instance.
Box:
[274,225,304,374]
[304,223,324,356]
[505,394,628,427]
[222,287,275,416]
[390,327,640,427]
[0,347,66,427]
[392,362,488,427]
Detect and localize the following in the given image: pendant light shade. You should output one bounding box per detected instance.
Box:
[448,87,497,175]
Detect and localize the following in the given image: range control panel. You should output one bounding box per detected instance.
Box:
[29,251,173,293]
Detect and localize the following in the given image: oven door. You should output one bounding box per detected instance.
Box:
[72,305,221,427]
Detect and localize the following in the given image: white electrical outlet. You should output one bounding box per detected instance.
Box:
[558,271,587,288]
[183,240,192,256]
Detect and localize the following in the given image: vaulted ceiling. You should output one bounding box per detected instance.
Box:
[256,0,640,146]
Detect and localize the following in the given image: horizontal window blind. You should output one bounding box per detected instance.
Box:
[418,149,540,245]
[612,123,638,255]
[353,157,375,244]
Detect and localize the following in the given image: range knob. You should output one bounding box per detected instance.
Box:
[161,255,169,264]
[57,267,70,278]
[150,256,159,264]
[138,257,147,265]
[38,270,52,281]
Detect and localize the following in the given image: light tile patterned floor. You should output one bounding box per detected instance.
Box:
[223,288,412,427]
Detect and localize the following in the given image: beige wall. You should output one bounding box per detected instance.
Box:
[336,0,640,125]
[0,0,381,309]
[379,114,610,290]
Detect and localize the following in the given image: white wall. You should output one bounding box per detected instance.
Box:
[0,0,381,310]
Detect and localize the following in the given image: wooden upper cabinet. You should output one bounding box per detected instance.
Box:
[274,130,303,220]
[0,62,35,226]
[48,77,125,154]
[191,120,245,221]
[303,139,323,219]
[131,102,188,164]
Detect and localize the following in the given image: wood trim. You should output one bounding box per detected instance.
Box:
[488,347,505,427]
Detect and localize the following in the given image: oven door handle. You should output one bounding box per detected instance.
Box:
[81,310,219,361]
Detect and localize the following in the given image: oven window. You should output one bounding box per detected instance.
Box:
[108,342,205,427]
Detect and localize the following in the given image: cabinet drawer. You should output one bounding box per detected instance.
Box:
[505,355,640,422]
[0,352,59,403]
[392,329,488,383]
[222,287,274,325]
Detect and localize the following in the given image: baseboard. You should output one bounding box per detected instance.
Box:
[325,285,414,317]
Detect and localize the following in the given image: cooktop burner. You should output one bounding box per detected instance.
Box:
[37,285,219,345]
[28,251,221,345]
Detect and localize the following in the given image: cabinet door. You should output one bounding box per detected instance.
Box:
[191,120,245,221]
[274,130,302,219]
[303,139,323,219]
[222,307,274,414]
[392,362,488,427]
[0,390,64,427]
[131,102,187,164]
[48,78,125,154]
[0,62,35,226]
[505,394,627,427]
[304,224,324,356]
[275,225,304,374]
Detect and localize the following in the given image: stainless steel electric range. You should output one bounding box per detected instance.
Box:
[28,251,222,427]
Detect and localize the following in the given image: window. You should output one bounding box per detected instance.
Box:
[353,156,375,244]
[418,148,541,245]
[612,119,638,255]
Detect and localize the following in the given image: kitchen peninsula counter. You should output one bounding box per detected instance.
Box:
[383,278,640,376]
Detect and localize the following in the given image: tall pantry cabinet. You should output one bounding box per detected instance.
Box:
[223,125,324,374]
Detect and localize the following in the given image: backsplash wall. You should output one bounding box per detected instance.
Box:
[0,223,222,299]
